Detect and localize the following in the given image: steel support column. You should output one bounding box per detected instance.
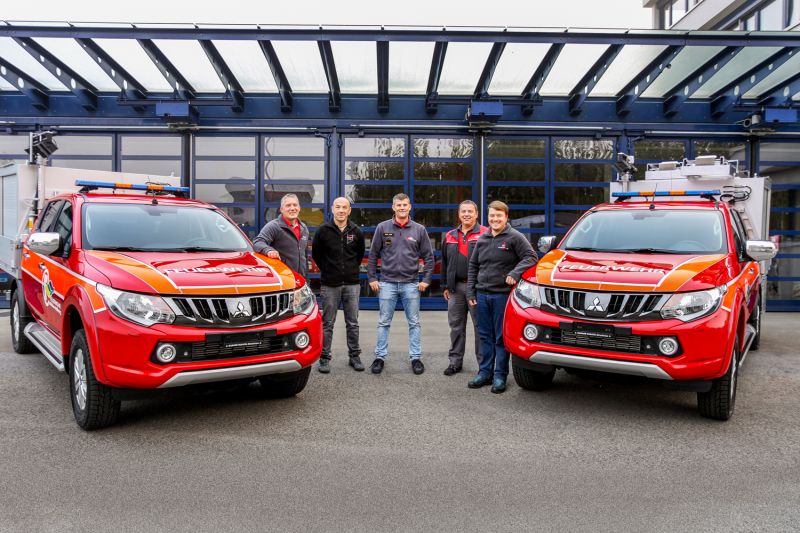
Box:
[474,42,506,99]
[568,44,623,116]
[377,41,389,112]
[138,39,196,99]
[318,40,341,112]
[258,40,293,113]
[615,45,683,116]
[0,56,49,109]
[662,46,742,117]
[425,42,447,114]
[198,39,245,111]
[76,38,147,106]
[521,43,563,116]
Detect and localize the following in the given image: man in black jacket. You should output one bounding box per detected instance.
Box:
[311,197,366,373]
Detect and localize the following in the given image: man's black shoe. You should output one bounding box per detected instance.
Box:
[349,356,365,372]
[370,358,384,374]
[411,359,425,375]
[468,375,492,389]
[491,378,507,394]
[443,365,462,376]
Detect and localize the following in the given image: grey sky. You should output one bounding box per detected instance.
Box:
[3,0,653,29]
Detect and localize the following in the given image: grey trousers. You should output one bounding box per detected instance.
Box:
[447,280,480,367]
[320,284,361,360]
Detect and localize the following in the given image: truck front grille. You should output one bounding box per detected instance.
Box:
[541,287,665,322]
[187,334,292,361]
[538,326,662,356]
[166,291,293,328]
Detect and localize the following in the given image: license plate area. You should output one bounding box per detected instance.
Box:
[560,321,630,339]
[207,330,277,350]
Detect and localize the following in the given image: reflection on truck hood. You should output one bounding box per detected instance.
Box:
[83,250,297,295]
[533,250,729,293]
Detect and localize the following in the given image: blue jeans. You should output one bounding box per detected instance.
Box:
[375,281,421,361]
[476,291,510,381]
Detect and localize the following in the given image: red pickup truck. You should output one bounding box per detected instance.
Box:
[10,182,321,429]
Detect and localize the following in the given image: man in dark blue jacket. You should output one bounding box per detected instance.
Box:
[253,194,309,278]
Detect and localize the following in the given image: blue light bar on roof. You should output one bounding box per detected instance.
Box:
[612,189,721,198]
[75,180,189,194]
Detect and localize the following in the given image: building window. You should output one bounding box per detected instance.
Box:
[759,0,784,30]
[49,135,113,171]
[120,135,183,181]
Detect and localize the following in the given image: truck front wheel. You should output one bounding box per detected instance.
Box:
[10,291,36,354]
[258,367,311,398]
[697,340,738,421]
[69,330,121,430]
[512,357,555,391]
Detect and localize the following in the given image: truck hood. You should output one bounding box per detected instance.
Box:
[532,249,729,293]
[83,250,297,295]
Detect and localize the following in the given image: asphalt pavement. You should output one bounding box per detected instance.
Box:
[0,309,798,532]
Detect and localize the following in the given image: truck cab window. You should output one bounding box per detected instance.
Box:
[36,200,63,233]
[51,202,73,257]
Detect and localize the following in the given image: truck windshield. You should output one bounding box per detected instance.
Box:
[561,209,728,254]
[82,203,251,252]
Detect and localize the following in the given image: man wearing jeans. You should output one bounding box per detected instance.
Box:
[312,197,366,374]
[367,193,434,375]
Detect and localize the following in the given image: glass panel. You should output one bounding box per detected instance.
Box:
[634,140,686,160]
[693,140,747,161]
[555,163,612,182]
[770,211,800,231]
[766,280,800,301]
[487,186,544,205]
[94,39,171,92]
[389,42,434,94]
[264,183,324,204]
[265,207,325,227]
[265,160,325,181]
[539,44,608,96]
[196,160,255,180]
[34,38,117,91]
[413,138,473,158]
[345,161,405,181]
[486,163,545,182]
[331,41,377,93]
[486,139,545,158]
[554,186,607,205]
[438,42,494,95]
[759,0,784,30]
[772,234,800,252]
[413,162,472,181]
[216,206,255,230]
[759,143,800,161]
[121,136,182,156]
[692,47,781,98]
[0,78,14,91]
[508,209,546,230]
[265,137,325,157]
[770,188,800,208]
[350,208,390,227]
[671,0,687,23]
[153,40,225,92]
[195,182,255,204]
[488,43,551,95]
[195,136,256,157]
[211,40,278,92]
[554,139,614,159]
[413,208,458,228]
[0,37,65,90]
[121,159,182,177]
[52,136,112,156]
[745,53,800,98]
[555,210,586,228]
[637,46,723,98]
[345,184,404,203]
[769,259,800,284]
[414,185,471,204]
[51,159,112,171]
[0,135,30,154]
[791,0,800,26]
[345,137,405,157]
[270,40,329,93]
[591,45,667,96]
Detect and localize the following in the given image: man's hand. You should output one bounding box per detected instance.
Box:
[443,289,450,300]
[468,298,477,307]
[369,280,380,293]
[505,275,517,286]
[266,250,280,260]
[418,282,429,292]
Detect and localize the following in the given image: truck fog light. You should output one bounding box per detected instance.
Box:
[523,324,539,341]
[295,331,310,349]
[156,343,177,363]
[658,337,679,356]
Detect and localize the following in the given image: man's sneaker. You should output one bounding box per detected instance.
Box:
[491,378,507,394]
[411,359,425,375]
[318,358,331,374]
[443,365,462,376]
[468,375,492,389]
[349,356,365,372]
[371,358,385,374]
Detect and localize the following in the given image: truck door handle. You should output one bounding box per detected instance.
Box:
[38,263,46,271]
[22,252,29,258]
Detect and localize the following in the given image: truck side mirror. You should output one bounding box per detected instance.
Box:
[745,240,777,262]
[537,236,558,255]
[27,232,61,256]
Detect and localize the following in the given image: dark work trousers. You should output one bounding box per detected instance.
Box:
[320,284,361,361]
[447,281,480,368]
[476,291,511,382]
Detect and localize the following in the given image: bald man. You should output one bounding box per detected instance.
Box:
[311,197,366,373]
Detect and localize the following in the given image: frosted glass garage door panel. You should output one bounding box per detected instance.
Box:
[33,38,118,91]
[641,46,723,98]
[538,44,608,96]
[93,39,172,92]
[590,45,667,96]
[0,37,66,90]
[331,41,377,93]
[212,40,278,92]
[691,47,782,98]
[744,53,800,98]
[153,40,225,92]
[488,43,551,95]
[389,42,434,94]
[438,42,493,95]
[271,41,328,93]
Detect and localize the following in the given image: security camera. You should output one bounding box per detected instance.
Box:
[742,114,762,129]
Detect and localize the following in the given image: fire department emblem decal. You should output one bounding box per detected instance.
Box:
[586,297,604,313]
[231,301,251,319]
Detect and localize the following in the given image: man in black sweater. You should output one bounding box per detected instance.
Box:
[311,197,366,373]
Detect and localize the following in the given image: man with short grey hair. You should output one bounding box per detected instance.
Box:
[253,193,309,278]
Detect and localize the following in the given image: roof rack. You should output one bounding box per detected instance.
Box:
[612,190,720,203]
[76,180,190,198]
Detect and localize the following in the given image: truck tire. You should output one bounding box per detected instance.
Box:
[69,329,120,430]
[512,357,555,391]
[10,291,36,354]
[748,296,761,352]
[697,339,738,421]
[258,367,311,399]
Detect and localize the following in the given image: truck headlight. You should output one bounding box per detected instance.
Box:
[96,284,175,327]
[660,286,726,322]
[293,284,316,315]
[513,279,541,309]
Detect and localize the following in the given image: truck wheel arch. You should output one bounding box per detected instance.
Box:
[61,286,106,382]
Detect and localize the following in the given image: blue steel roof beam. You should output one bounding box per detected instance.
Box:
[521,43,564,116]
[425,41,448,114]
[662,46,742,117]
[75,38,147,101]
[257,40,293,112]
[473,42,506,99]
[756,70,800,107]
[709,47,798,117]
[568,44,623,116]
[13,37,97,110]
[317,40,341,112]
[137,39,196,99]
[198,39,245,112]
[0,56,48,109]
[377,41,389,113]
[615,45,683,116]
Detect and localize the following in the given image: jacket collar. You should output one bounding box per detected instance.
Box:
[278,216,306,230]
[325,219,356,232]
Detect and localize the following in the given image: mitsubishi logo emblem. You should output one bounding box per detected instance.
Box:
[586,297,604,313]
[231,301,251,318]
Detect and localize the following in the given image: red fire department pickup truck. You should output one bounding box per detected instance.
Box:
[9,180,321,430]
[504,157,778,420]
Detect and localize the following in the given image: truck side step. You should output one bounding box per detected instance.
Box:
[739,324,757,368]
[24,322,65,371]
